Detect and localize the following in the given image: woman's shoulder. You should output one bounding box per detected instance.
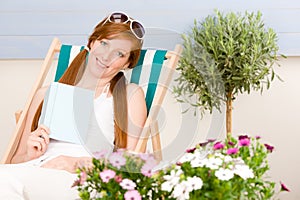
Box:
[126,83,145,100]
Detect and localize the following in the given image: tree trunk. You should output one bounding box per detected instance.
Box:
[226,91,233,137]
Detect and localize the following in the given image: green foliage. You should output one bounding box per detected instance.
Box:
[174,10,281,114]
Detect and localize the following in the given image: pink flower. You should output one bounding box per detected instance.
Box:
[139,153,154,161]
[124,190,141,200]
[280,181,290,192]
[93,149,108,159]
[114,175,123,183]
[109,152,126,169]
[141,162,156,177]
[213,142,225,150]
[227,148,238,155]
[264,144,274,153]
[239,138,250,146]
[100,169,116,183]
[255,135,261,139]
[79,171,87,185]
[120,178,136,190]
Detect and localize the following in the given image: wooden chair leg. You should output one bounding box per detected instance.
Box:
[15,110,23,124]
[151,120,162,162]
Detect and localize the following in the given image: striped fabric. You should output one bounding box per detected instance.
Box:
[54,45,84,82]
[54,44,167,113]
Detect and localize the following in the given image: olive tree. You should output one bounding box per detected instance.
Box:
[174,10,282,136]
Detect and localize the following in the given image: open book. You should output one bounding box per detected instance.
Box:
[39,82,94,144]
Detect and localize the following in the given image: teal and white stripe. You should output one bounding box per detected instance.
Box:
[54,45,84,81]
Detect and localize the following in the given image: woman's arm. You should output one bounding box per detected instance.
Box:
[126,83,147,151]
[11,86,50,163]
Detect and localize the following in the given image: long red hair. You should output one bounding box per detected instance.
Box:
[31,17,143,149]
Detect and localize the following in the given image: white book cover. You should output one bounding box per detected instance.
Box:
[39,82,94,144]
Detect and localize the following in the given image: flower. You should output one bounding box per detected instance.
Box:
[109,152,126,169]
[239,138,250,146]
[100,169,116,183]
[161,169,182,192]
[264,143,274,152]
[172,181,191,200]
[186,176,203,190]
[280,181,290,192]
[93,149,108,159]
[215,168,234,181]
[124,190,141,200]
[74,135,289,200]
[120,178,137,190]
[213,141,225,150]
[154,135,289,200]
[234,164,254,180]
[74,151,160,200]
[227,147,239,155]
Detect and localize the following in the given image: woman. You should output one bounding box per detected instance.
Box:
[9,12,147,173]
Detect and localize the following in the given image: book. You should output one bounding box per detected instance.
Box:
[39,82,94,144]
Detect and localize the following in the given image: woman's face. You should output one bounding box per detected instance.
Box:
[87,38,133,80]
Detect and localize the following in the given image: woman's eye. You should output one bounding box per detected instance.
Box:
[116,51,125,57]
[100,41,107,46]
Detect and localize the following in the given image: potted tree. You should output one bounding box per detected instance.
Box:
[174,10,283,136]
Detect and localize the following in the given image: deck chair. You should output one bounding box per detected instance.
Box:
[1,37,182,164]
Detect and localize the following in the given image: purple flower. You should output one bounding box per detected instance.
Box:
[208,139,216,143]
[199,141,209,147]
[213,142,225,150]
[228,141,235,146]
[186,147,196,153]
[227,148,238,155]
[124,190,141,200]
[255,135,261,139]
[120,178,136,190]
[264,144,274,153]
[239,138,250,147]
[109,152,126,169]
[100,169,116,183]
[280,181,290,192]
[238,135,249,140]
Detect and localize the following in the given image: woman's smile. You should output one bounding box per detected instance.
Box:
[96,57,109,69]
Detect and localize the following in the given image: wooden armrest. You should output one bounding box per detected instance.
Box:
[15,110,23,124]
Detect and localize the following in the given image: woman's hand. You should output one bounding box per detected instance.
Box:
[41,156,92,173]
[26,124,50,160]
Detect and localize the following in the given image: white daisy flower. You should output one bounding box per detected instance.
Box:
[172,181,190,200]
[190,157,208,168]
[215,168,234,181]
[234,165,254,180]
[206,157,223,169]
[186,176,203,191]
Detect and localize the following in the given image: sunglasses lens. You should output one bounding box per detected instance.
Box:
[131,21,145,39]
[109,13,128,23]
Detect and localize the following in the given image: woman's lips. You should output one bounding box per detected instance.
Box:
[96,57,109,68]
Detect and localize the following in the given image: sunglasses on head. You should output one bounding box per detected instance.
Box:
[103,12,145,40]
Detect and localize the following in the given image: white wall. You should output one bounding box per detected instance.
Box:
[0,56,299,199]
